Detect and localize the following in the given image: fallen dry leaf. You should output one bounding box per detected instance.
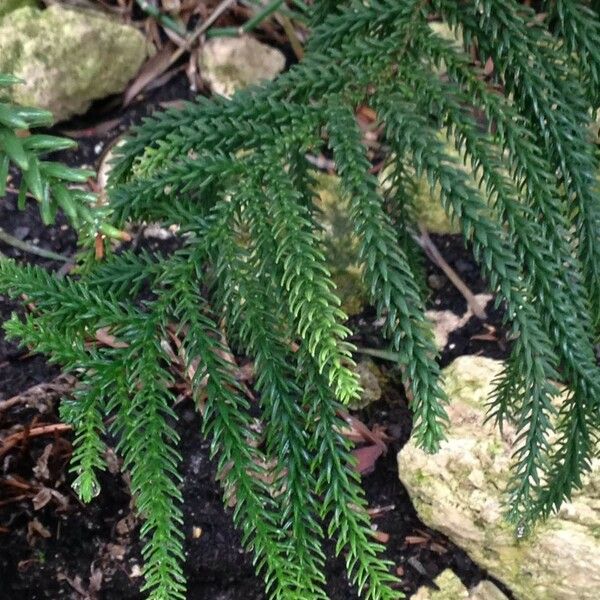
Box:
[32,443,53,481]
[89,565,103,593]
[27,518,51,542]
[367,504,396,518]
[31,487,52,511]
[95,327,129,349]
[56,572,87,597]
[352,444,384,475]
[372,530,390,543]
[115,513,136,536]
[104,448,121,475]
[430,542,448,554]
[107,543,126,561]
[124,42,176,106]
[0,374,77,414]
[404,535,429,545]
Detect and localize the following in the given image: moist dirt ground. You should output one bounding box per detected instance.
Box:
[0,73,513,600]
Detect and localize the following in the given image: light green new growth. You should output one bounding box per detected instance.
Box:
[1,1,600,598]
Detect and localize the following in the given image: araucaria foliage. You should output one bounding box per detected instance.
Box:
[1,1,600,598]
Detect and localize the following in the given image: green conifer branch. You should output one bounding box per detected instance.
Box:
[327,104,448,452]
[2,0,600,597]
[212,204,329,598]
[209,164,400,598]
[300,360,399,600]
[259,160,361,404]
[546,0,600,104]
[59,382,108,503]
[433,0,600,334]
[168,264,311,599]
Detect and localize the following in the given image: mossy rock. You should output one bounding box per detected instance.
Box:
[412,176,462,234]
[349,359,386,410]
[378,151,462,235]
[312,172,369,316]
[0,0,35,20]
[414,571,509,600]
[398,356,600,600]
[0,5,150,122]
[198,35,285,98]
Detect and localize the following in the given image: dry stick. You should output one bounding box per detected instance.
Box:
[275,13,305,60]
[0,424,72,459]
[0,395,38,414]
[416,224,487,319]
[0,375,77,413]
[0,227,69,263]
[168,0,238,68]
[124,0,238,102]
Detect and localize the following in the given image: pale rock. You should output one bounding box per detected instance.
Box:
[425,294,492,349]
[378,156,461,236]
[413,570,509,599]
[378,133,505,236]
[0,6,150,122]
[313,172,367,316]
[350,359,383,410]
[199,35,285,98]
[412,176,462,234]
[412,569,468,599]
[0,0,35,20]
[398,355,600,600]
[470,580,509,600]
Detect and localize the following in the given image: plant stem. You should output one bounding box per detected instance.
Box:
[0,227,69,262]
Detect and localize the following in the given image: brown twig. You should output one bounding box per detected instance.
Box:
[0,227,69,263]
[416,225,487,319]
[0,424,72,459]
[168,0,238,67]
[0,375,77,413]
[275,13,304,60]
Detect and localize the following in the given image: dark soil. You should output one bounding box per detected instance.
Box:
[0,73,512,600]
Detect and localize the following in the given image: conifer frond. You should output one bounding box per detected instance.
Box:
[168,263,310,599]
[0,82,107,236]
[300,362,399,600]
[433,0,600,333]
[0,261,187,599]
[545,0,600,103]
[2,0,600,597]
[327,104,448,452]
[59,382,108,503]
[212,203,328,597]
[229,168,400,597]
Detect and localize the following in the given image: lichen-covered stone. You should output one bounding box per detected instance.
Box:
[412,176,462,234]
[313,172,368,316]
[350,359,384,410]
[413,570,469,599]
[398,355,600,600]
[199,35,285,98]
[0,6,150,122]
[378,157,461,235]
[413,570,508,600]
[425,294,492,350]
[0,0,35,20]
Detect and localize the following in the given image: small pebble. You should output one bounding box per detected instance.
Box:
[455,258,473,273]
[13,226,30,240]
[427,274,447,290]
